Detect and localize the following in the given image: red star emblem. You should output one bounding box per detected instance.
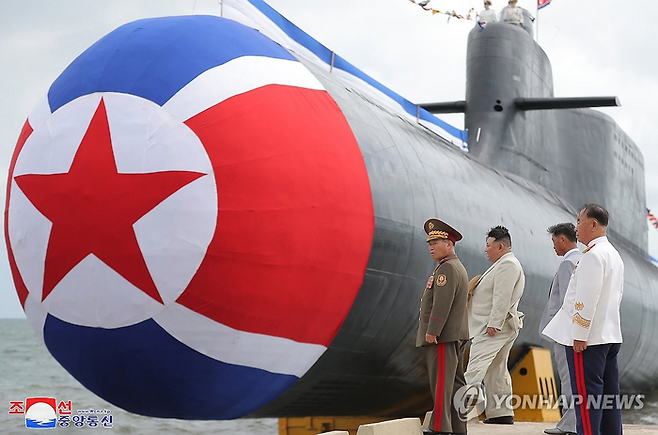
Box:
[14,98,205,303]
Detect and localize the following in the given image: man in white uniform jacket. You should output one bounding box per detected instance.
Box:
[499,0,524,25]
[466,225,525,424]
[542,204,623,435]
[478,1,498,25]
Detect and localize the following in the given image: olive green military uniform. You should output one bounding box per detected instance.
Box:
[416,253,470,434]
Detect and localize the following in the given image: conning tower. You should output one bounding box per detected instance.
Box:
[425,22,646,255]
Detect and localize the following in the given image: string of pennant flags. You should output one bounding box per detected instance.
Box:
[648,209,658,230]
[409,0,476,21]
[408,0,552,21]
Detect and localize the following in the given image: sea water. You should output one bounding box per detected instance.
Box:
[1,319,656,434]
[0,319,277,434]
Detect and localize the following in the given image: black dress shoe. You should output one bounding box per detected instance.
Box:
[483,415,514,424]
[544,428,576,435]
[422,429,451,435]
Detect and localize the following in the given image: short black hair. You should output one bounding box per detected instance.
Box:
[547,223,577,242]
[487,225,511,247]
[580,203,609,227]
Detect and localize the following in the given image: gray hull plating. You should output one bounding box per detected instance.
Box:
[252,23,657,417]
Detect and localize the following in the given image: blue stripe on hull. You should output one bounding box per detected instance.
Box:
[247,0,466,141]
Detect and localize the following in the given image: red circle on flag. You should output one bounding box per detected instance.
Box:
[179,83,374,346]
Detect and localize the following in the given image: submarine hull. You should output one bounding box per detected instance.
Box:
[251,49,658,416]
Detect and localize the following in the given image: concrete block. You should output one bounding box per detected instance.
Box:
[355,417,423,435]
[421,411,432,429]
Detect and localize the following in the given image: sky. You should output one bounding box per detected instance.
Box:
[1,0,657,318]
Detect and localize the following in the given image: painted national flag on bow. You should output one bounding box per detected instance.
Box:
[538,0,552,9]
[6,14,374,420]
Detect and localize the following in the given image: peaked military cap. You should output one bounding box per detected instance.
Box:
[424,218,463,243]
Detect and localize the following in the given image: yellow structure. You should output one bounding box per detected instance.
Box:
[279,347,561,433]
[510,347,561,422]
[279,416,386,435]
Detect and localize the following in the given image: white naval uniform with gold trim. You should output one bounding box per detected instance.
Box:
[542,236,623,346]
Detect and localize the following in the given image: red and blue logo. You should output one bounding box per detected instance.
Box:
[5,16,374,419]
[24,398,56,429]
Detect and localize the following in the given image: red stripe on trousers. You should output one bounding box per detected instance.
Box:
[434,343,445,431]
[574,351,592,435]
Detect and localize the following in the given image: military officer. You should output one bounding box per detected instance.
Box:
[478,0,498,25]
[542,204,624,435]
[416,218,469,435]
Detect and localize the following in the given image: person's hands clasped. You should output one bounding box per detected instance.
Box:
[574,339,587,353]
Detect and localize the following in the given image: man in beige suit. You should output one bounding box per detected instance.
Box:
[465,225,525,424]
[417,218,470,435]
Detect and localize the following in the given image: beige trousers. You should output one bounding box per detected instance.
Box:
[464,321,518,418]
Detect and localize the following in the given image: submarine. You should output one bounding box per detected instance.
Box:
[250,7,658,418]
[4,0,657,421]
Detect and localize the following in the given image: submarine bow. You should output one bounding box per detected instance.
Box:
[5,14,374,420]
